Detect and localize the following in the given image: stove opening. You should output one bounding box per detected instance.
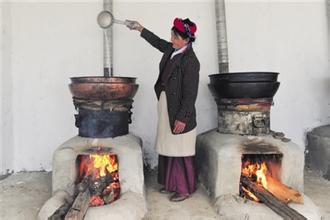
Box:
[75,147,121,207]
[240,154,282,202]
[239,153,303,204]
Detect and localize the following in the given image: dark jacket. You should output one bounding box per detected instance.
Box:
[141,28,200,134]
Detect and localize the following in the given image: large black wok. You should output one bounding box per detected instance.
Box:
[208,81,280,99]
[209,72,279,83]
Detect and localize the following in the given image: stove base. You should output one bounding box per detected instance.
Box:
[196,129,304,200]
[52,134,144,196]
[214,194,320,220]
[38,191,146,220]
[38,134,146,219]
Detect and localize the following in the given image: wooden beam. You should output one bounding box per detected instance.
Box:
[266,175,303,204]
[65,189,91,220]
[241,176,307,220]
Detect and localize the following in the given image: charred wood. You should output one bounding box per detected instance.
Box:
[48,197,74,220]
[64,189,91,220]
[241,176,307,220]
[266,175,303,204]
[89,175,112,196]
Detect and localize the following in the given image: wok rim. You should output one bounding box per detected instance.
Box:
[208,72,279,77]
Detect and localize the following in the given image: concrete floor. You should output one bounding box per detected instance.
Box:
[0,169,329,220]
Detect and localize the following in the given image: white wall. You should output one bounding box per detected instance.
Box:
[0,3,3,173]
[1,2,15,174]
[6,2,103,172]
[0,0,329,173]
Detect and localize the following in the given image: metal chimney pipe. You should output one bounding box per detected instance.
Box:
[327,0,330,59]
[103,0,113,77]
[328,0,330,19]
[215,0,229,73]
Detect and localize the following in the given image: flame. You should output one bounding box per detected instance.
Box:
[79,154,118,179]
[77,152,121,206]
[242,161,269,189]
[256,162,268,189]
[90,195,105,206]
[241,159,303,204]
[90,154,118,177]
[241,161,270,202]
[242,186,260,202]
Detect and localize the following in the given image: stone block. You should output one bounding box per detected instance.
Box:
[306,125,330,180]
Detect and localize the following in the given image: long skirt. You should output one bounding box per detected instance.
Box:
[157,155,196,195]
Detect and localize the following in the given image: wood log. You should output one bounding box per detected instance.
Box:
[266,175,304,204]
[48,202,72,220]
[65,189,91,220]
[241,176,307,220]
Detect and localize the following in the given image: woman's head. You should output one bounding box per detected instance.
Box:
[171,18,197,49]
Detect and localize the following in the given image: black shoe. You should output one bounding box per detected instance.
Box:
[169,193,189,202]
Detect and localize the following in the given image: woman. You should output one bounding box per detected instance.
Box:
[126,18,200,202]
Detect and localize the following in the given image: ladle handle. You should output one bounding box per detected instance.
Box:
[113,19,127,25]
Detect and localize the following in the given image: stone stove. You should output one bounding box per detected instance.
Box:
[196,72,321,219]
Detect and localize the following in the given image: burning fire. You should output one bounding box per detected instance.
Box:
[86,154,118,178]
[240,157,304,204]
[78,153,120,206]
[241,161,269,202]
[241,186,260,202]
[242,161,269,189]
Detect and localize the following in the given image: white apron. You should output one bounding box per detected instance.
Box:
[155,92,196,157]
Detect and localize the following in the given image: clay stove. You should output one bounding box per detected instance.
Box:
[196,72,321,219]
[38,76,146,220]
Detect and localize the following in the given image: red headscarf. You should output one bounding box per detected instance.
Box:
[173,18,197,38]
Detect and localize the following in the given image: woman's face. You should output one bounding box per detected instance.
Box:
[171,32,189,49]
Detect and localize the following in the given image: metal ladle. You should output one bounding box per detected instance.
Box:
[97,10,128,28]
[97,10,130,77]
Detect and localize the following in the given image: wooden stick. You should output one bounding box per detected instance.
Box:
[266,175,303,204]
[48,202,72,220]
[241,176,307,220]
[65,189,91,220]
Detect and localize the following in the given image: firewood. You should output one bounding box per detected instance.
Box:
[241,176,307,220]
[48,202,72,220]
[266,175,304,204]
[65,189,91,220]
[48,195,74,220]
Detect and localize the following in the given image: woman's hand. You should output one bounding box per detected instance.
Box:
[173,120,186,134]
[125,20,144,32]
